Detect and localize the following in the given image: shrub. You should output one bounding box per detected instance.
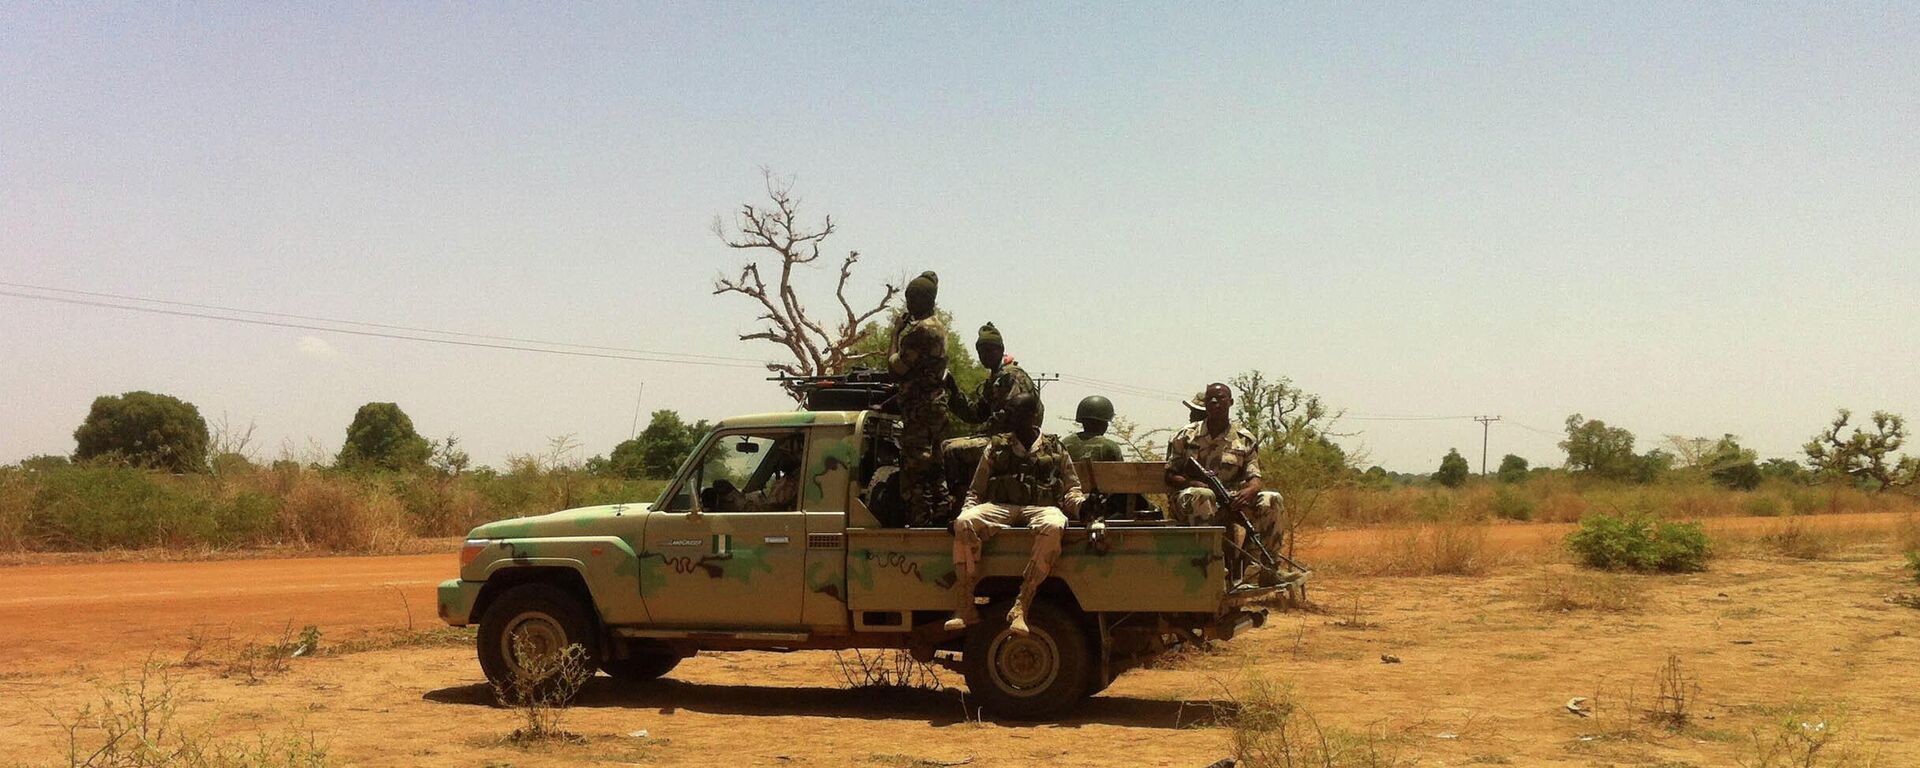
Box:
[1565,512,1709,572]
[1742,494,1785,517]
[1904,551,1919,585]
[1491,485,1534,521]
[1364,515,1489,576]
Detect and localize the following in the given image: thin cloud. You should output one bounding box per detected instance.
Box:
[297,335,339,359]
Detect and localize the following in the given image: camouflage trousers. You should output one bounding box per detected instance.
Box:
[1170,488,1285,551]
[898,397,950,527]
[952,502,1067,576]
[939,435,992,516]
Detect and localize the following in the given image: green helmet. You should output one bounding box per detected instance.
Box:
[1075,395,1115,424]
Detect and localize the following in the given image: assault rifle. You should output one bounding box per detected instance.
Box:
[1179,456,1280,581]
[769,369,899,412]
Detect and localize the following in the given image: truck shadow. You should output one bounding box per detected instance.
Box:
[424,678,1226,729]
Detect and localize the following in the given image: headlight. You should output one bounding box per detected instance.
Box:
[460,538,491,567]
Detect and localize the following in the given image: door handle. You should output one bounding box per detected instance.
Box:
[764,536,791,545]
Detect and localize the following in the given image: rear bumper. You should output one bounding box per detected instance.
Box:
[437,579,483,626]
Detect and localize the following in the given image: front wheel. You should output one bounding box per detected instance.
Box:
[477,583,599,702]
[961,599,1093,720]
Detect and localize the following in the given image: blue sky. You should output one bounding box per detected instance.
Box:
[3,2,1915,471]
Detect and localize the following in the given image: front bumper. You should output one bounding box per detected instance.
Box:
[437,579,484,626]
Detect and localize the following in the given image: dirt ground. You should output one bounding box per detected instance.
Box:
[2,513,1916,766]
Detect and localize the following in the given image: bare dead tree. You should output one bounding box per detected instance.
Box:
[713,169,899,398]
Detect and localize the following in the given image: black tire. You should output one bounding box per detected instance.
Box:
[961,599,1093,720]
[477,583,599,702]
[600,641,682,682]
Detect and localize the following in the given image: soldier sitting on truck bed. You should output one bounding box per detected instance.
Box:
[946,392,1085,635]
[940,322,1041,517]
[1164,383,1284,554]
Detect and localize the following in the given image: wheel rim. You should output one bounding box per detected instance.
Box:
[986,627,1060,698]
[501,610,566,677]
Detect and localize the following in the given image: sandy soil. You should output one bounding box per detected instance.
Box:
[2,512,1916,766]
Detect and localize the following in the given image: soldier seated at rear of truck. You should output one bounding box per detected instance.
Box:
[946,393,1085,635]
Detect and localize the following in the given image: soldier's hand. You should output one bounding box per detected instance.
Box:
[1234,486,1260,505]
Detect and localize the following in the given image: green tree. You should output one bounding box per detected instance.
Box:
[72,391,210,473]
[603,437,649,480]
[1434,448,1470,488]
[1759,457,1809,484]
[1560,414,1639,481]
[1228,370,1355,557]
[1496,454,1529,483]
[337,402,432,471]
[633,410,712,479]
[1804,409,1918,492]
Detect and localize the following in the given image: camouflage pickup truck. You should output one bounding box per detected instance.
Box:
[439,407,1304,719]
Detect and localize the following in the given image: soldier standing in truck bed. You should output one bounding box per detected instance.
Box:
[940,322,1041,515]
[888,271,950,526]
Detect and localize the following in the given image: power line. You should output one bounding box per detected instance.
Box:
[0,289,770,369]
[0,280,767,365]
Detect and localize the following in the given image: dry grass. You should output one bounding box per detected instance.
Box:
[1526,571,1644,612]
[1219,675,1408,768]
[1737,701,1881,768]
[43,661,329,767]
[1355,514,1492,576]
[1646,654,1698,730]
[1758,518,1838,560]
[1320,481,1920,530]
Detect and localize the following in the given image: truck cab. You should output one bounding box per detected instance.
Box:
[439,407,1304,719]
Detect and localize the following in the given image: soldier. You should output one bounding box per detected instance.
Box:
[888,271,950,526]
[945,393,1084,635]
[941,322,1041,514]
[714,438,802,512]
[1064,395,1149,522]
[1163,382,1284,556]
[1061,395,1124,462]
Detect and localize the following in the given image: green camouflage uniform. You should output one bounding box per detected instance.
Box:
[948,431,1086,633]
[1166,421,1283,545]
[942,360,1042,513]
[889,314,950,526]
[1062,432,1124,462]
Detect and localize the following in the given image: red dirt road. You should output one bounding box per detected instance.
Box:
[4,511,1909,672]
[0,553,451,671]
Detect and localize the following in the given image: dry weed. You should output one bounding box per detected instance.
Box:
[493,635,591,745]
[1527,571,1643,613]
[1738,702,1880,768]
[1217,675,1407,768]
[44,660,328,767]
[1646,654,1698,730]
[833,649,945,690]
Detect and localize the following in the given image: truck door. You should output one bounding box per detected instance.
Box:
[641,428,807,627]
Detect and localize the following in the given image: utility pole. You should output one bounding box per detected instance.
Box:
[1475,415,1501,475]
[629,382,647,439]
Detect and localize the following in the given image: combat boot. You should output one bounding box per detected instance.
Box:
[1006,562,1049,636]
[943,568,980,631]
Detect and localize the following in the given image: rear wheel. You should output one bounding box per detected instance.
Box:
[961,599,1093,720]
[477,583,598,702]
[600,640,683,682]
